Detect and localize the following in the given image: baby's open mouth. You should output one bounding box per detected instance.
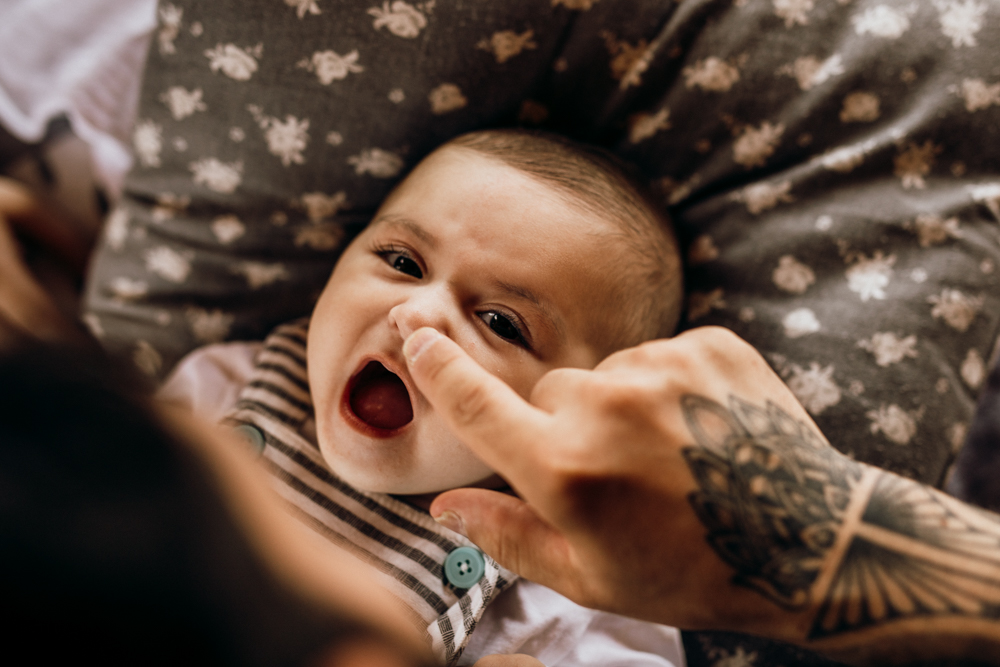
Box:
[347,361,413,432]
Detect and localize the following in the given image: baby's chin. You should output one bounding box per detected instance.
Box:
[314,422,505,496]
[323,457,504,498]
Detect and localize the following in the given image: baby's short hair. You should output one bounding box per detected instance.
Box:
[446,129,683,355]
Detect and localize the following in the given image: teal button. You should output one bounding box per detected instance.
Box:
[444,546,485,588]
[235,424,266,457]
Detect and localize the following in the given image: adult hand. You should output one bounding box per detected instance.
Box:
[405,326,1000,666]
[0,177,90,344]
[403,325,823,639]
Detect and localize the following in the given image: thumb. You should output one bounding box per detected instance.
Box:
[430,488,572,592]
[403,328,549,481]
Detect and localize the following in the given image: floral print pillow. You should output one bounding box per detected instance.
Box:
[84,0,999,491]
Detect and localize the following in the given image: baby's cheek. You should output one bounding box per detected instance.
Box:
[423,417,497,488]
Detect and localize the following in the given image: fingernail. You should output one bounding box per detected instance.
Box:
[432,510,467,537]
[403,328,441,364]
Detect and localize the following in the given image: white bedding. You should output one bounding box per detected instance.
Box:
[0,0,156,196]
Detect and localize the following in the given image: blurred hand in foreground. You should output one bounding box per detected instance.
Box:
[0,177,90,344]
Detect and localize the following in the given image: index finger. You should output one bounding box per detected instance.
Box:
[403,327,552,481]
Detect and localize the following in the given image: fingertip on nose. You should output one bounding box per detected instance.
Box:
[403,328,442,365]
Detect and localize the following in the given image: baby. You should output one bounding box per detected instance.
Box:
[161,129,685,666]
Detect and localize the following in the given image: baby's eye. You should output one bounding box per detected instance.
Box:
[379,249,422,278]
[479,311,528,347]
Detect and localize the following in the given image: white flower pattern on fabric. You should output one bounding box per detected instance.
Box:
[286,0,322,19]
[348,148,404,177]
[232,261,291,289]
[428,83,468,114]
[688,288,726,321]
[294,224,344,250]
[731,180,794,214]
[935,0,986,48]
[773,0,814,28]
[961,348,985,389]
[853,5,911,38]
[778,54,844,90]
[867,404,922,445]
[160,86,207,120]
[958,78,1000,112]
[907,214,961,247]
[190,158,243,193]
[477,30,537,64]
[688,235,719,265]
[298,50,364,84]
[158,4,183,55]
[894,141,941,189]
[297,191,349,222]
[773,255,815,294]
[857,332,919,367]
[134,120,164,168]
[368,1,427,38]
[733,121,784,168]
[840,91,880,122]
[205,43,263,81]
[211,215,246,244]
[601,32,653,90]
[628,108,671,144]
[248,106,311,166]
[782,308,821,338]
[152,193,191,222]
[186,307,234,343]
[786,362,841,416]
[928,288,984,332]
[846,251,895,302]
[104,209,129,251]
[109,277,149,300]
[144,246,193,283]
[683,57,741,92]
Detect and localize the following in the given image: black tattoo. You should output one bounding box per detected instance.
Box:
[682,394,1000,640]
[812,473,1000,638]
[682,394,863,609]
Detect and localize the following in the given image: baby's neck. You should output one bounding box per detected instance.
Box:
[392,482,515,513]
[392,492,439,512]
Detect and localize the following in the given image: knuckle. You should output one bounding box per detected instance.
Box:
[450,376,493,428]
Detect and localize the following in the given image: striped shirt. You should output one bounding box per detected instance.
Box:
[225,319,517,666]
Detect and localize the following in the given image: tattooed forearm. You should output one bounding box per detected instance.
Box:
[682,393,1000,647]
[812,473,1000,638]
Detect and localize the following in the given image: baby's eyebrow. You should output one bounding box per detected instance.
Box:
[494,279,540,307]
[375,215,438,249]
[493,279,565,341]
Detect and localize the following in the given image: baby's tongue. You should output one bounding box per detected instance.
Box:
[349,361,413,430]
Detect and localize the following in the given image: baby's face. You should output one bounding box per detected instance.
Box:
[308,146,624,495]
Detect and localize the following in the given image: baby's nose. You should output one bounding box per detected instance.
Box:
[388,291,453,340]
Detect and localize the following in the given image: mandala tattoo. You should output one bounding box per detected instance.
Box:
[681,394,863,609]
[682,393,1000,639]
